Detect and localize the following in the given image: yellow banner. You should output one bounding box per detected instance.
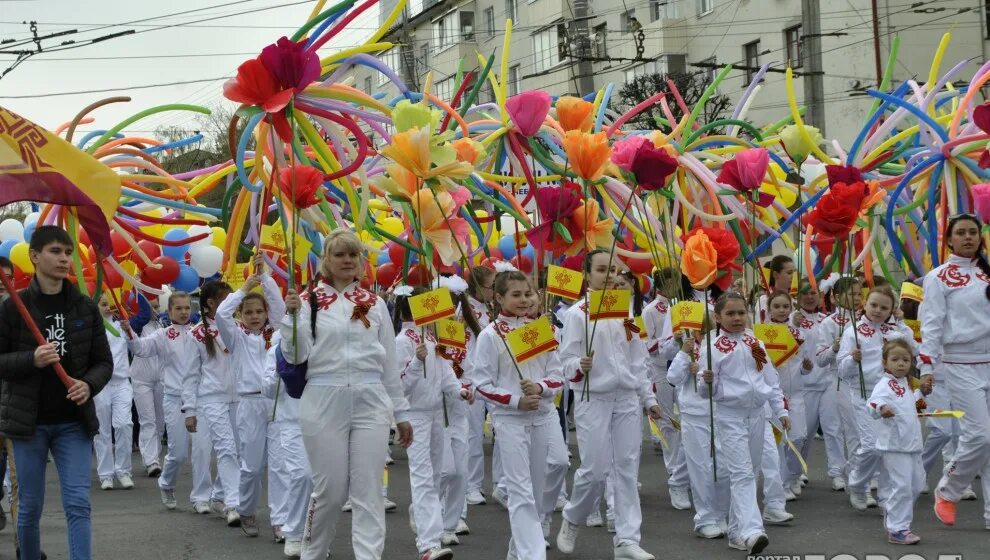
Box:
[545,265,583,300]
[633,315,648,339]
[588,289,630,321]
[436,318,467,349]
[506,316,558,363]
[754,323,798,367]
[222,263,248,290]
[900,282,923,303]
[410,287,456,326]
[260,225,312,263]
[904,319,921,343]
[671,301,705,333]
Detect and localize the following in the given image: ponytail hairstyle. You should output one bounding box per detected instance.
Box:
[199,280,232,359]
[865,284,897,323]
[616,269,643,316]
[765,255,794,291]
[946,213,990,301]
[653,267,681,299]
[492,270,531,317]
[765,290,793,322]
[713,291,747,335]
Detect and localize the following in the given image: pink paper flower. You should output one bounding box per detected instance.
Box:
[610,136,651,173]
[972,183,990,223]
[505,91,552,137]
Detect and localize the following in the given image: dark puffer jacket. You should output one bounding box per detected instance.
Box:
[0,278,112,438]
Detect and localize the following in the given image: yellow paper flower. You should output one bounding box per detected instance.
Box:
[408,188,469,265]
[779,124,824,163]
[381,127,474,184]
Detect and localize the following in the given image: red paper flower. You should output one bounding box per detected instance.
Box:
[525,185,582,254]
[560,253,585,272]
[259,36,321,94]
[223,58,294,141]
[805,181,866,240]
[277,165,325,209]
[972,104,990,169]
[630,143,679,191]
[825,164,863,186]
[718,148,768,192]
[973,183,990,222]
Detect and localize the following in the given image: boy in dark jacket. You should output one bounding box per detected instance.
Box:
[0,226,112,560]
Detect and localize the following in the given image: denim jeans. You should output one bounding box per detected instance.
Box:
[12,422,93,560]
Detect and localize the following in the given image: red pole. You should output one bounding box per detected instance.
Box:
[0,269,74,389]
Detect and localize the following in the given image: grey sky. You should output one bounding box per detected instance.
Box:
[0,0,378,135]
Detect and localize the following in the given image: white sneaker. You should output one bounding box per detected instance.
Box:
[555,493,567,511]
[613,543,655,560]
[466,490,486,505]
[556,518,579,553]
[160,488,177,510]
[210,499,225,514]
[962,486,978,500]
[866,493,878,508]
[606,517,615,533]
[419,547,453,560]
[669,486,691,510]
[763,508,794,525]
[193,501,211,514]
[542,517,550,539]
[746,533,769,554]
[831,476,847,491]
[586,509,603,527]
[117,474,134,490]
[385,452,394,466]
[146,462,162,478]
[341,499,352,512]
[784,488,797,502]
[727,536,747,550]
[493,487,509,510]
[800,474,809,486]
[384,497,397,512]
[870,478,878,491]
[441,532,460,546]
[788,480,802,497]
[849,492,869,511]
[695,524,723,539]
[455,518,470,535]
[100,478,113,491]
[225,508,241,527]
[284,539,302,558]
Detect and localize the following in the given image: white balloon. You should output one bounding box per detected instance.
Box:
[23,212,40,227]
[0,219,24,242]
[189,246,223,278]
[186,225,214,248]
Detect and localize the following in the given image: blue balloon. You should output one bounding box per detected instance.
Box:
[520,245,536,260]
[376,251,390,266]
[22,223,35,243]
[497,235,517,259]
[162,228,190,260]
[172,264,199,292]
[0,239,15,258]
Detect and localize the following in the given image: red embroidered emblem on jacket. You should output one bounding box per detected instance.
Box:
[313,289,337,310]
[166,327,181,340]
[714,336,737,354]
[938,264,970,288]
[888,378,905,397]
[858,323,876,337]
[655,301,668,314]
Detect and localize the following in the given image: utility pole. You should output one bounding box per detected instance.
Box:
[870,0,883,87]
[567,0,596,95]
[801,0,825,136]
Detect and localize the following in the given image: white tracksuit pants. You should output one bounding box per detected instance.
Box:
[132,374,164,469]
[494,416,549,560]
[299,383,391,560]
[846,391,884,495]
[199,401,241,509]
[441,410,469,532]
[800,388,846,478]
[407,410,446,552]
[779,394,806,486]
[94,378,134,480]
[563,395,644,548]
[715,408,766,542]
[835,381,862,461]
[160,393,214,505]
[466,401,488,494]
[922,381,958,474]
[680,413,730,530]
[937,362,990,502]
[657,381,689,490]
[881,451,923,533]
[237,395,273,517]
[268,421,312,539]
[492,430,505,495]
[541,411,569,520]
[761,423,787,511]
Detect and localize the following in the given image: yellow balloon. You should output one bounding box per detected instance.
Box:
[10,242,32,273]
[368,198,390,212]
[380,216,404,237]
[211,227,227,250]
[120,260,137,276]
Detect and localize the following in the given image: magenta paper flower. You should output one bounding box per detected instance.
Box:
[260,36,321,94]
[973,183,990,223]
[525,184,582,254]
[718,148,773,206]
[506,91,552,137]
[610,136,651,173]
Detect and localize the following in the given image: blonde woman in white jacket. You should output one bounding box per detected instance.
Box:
[280,229,412,560]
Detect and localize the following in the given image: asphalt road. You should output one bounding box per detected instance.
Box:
[1,435,987,560]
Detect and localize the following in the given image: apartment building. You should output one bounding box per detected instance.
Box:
[346,0,989,146]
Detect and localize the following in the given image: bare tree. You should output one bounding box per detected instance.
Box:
[616,70,732,132]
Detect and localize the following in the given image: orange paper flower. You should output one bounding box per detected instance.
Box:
[563,130,611,181]
[556,96,595,133]
[568,198,614,255]
[680,230,718,289]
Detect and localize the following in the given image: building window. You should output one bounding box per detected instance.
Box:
[435,76,454,102]
[506,0,517,22]
[364,77,372,94]
[420,43,430,74]
[532,24,567,73]
[508,65,520,96]
[650,0,662,21]
[434,11,458,51]
[784,25,802,68]
[592,23,607,59]
[621,10,636,33]
[697,0,713,16]
[743,40,760,84]
[410,0,424,16]
[485,6,495,37]
[460,11,475,41]
[379,49,401,85]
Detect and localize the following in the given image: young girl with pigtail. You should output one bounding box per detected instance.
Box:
[461,266,495,508]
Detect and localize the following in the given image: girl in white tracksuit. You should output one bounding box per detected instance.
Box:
[666,328,730,539]
[462,267,495,506]
[868,338,926,544]
[814,276,863,488]
[279,228,412,560]
[438,341,472,540]
[920,214,990,526]
[185,280,242,526]
[94,295,134,490]
[700,291,788,555]
[837,285,915,510]
[395,293,470,559]
[128,295,166,476]
[215,264,286,536]
[556,250,661,560]
[794,283,846,485]
[262,333,313,558]
[123,292,215,510]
